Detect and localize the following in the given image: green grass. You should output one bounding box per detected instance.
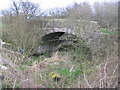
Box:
[20,66,27,71]
[101,29,118,36]
[23,53,49,66]
[101,29,111,34]
[23,60,33,66]
[57,68,70,76]
[40,58,91,87]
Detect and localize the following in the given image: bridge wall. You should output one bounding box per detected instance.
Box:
[35,20,102,54]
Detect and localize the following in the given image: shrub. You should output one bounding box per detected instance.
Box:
[2,15,44,56]
[57,25,92,62]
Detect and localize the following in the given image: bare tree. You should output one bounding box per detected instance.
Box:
[65,2,93,20]
[20,0,40,20]
[2,0,40,20]
[93,2,118,29]
[2,0,45,56]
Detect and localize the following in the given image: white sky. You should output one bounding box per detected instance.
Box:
[0,0,118,11]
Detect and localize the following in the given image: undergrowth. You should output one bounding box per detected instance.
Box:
[1,26,118,88]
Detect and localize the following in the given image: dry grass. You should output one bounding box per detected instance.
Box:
[0,24,118,88]
[83,51,118,88]
[1,43,118,88]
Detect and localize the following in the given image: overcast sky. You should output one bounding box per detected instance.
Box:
[0,0,118,11]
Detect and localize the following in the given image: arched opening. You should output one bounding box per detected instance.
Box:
[37,32,65,54]
[41,32,65,41]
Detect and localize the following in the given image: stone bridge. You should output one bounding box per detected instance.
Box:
[36,28,78,54]
[35,20,102,55]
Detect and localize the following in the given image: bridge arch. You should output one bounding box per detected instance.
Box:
[36,28,78,54]
[45,28,77,35]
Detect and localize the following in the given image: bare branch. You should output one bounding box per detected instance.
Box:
[84,71,92,88]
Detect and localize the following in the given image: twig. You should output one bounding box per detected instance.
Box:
[69,65,75,73]
[13,77,17,88]
[96,61,118,69]
[58,76,66,86]
[34,84,45,88]
[71,77,79,88]
[94,75,118,87]
[112,64,118,75]
[108,64,118,87]
[98,64,102,88]
[84,71,92,88]
[104,59,108,88]
[113,81,118,88]
[78,76,80,88]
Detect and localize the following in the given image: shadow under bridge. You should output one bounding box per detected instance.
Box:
[36,28,77,54]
